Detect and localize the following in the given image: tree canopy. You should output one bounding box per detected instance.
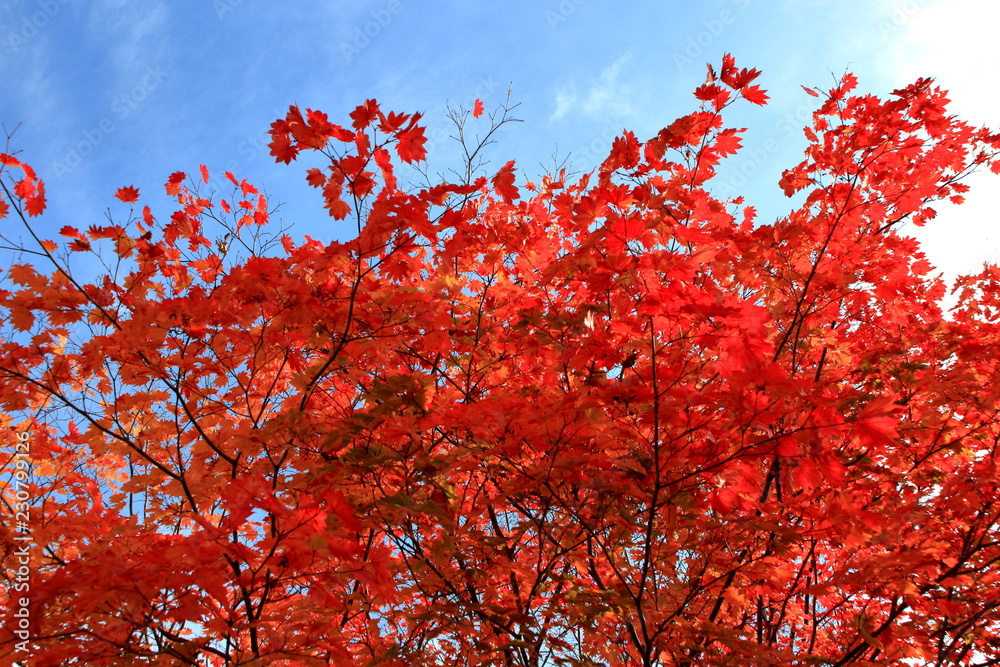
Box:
[3,55,1000,666]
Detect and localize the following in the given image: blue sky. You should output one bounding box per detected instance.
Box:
[0,0,997,285]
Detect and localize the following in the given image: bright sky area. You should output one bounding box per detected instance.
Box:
[0,0,996,288]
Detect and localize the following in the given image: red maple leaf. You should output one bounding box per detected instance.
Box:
[694,83,731,109]
[712,128,743,158]
[305,168,326,188]
[492,160,519,203]
[741,84,770,106]
[24,179,45,216]
[269,132,299,164]
[115,186,140,203]
[395,126,427,163]
[473,99,485,118]
[350,99,381,130]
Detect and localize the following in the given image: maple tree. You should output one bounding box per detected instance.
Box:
[3,55,1000,666]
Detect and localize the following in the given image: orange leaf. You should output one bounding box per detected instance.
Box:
[165,172,185,196]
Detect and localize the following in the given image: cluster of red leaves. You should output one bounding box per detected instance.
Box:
[3,56,1000,666]
[268,100,427,222]
[0,153,46,219]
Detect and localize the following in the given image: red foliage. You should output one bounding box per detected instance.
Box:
[114,185,140,203]
[3,56,1000,666]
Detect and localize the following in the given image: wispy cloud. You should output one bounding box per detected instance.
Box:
[86,0,170,80]
[551,81,578,121]
[3,41,56,120]
[550,53,634,122]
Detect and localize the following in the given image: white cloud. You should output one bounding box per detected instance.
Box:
[551,81,578,121]
[879,0,1000,286]
[878,0,999,125]
[550,53,634,122]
